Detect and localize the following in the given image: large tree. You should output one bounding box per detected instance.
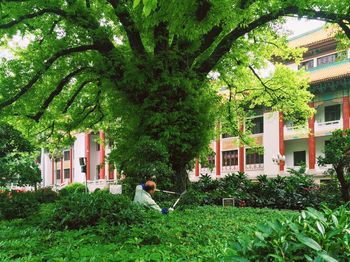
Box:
[0,0,349,191]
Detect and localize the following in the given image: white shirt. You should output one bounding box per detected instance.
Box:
[133,185,162,212]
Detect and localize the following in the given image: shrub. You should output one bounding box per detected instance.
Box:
[231,205,350,261]
[59,182,87,197]
[34,187,58,203]
[45,191,146,229]
[0,191,39,220]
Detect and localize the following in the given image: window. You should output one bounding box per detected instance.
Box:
[63,150,70,161]
[293,151,306,166]
[222,150,238,166]
[56,170,61,179]
[201,156,215,168]
[299,59,314,70]
[325,104,341,122]
[251,117,264,134]
[96,165,100,179]
[324,141,331,164]
[317,53,337,66]
[96,143,100,151]
[64,168,70,179]
[246,148,264,164]
[222,133,233,139]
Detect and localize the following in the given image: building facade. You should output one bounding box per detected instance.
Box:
[190,26,350,183]
[39,131,116,190]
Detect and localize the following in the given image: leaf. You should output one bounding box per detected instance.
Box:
[296,234,322,251]
[317,252,338,262]
[331,215,338,226]
[316,221,325,236]
[133,0,141,8]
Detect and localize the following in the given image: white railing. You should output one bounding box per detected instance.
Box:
[315,120,342,134]
[222,165,239,172]
[317,120,341,127]
[245,163,264,171]
[285,125,308,132]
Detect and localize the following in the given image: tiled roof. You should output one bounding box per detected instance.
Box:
[289,27,337,48]
[308,60,350,83]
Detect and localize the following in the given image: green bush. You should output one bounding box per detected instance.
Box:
[59,182,87,197]
[34,187,58,203]
[231,205,350,261]
[0,191,39,220]
[44,191,146,229]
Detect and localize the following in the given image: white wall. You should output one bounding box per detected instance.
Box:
[285,139,308,167]
[262,111,280,176]
[90,134,99,180]
[73,133,86,183]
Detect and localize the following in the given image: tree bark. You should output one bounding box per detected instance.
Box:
[335,166,350,202]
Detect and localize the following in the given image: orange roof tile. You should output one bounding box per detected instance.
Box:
[308,61,350,83]
[289,26,338,48]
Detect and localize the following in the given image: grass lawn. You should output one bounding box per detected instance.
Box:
[0,206,296,261]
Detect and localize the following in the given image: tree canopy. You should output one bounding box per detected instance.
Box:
[1,0,350,190]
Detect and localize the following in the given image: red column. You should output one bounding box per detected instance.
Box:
[195,159,200,177]
[239,124,245,172]
[69,146,73,183]
[99,131,105,179]
[60,157,63,184]
[308,103,316,170]
[216,124,221,176]
[51,160,54,186]
[108,165,114,180]
[343,96,349,130]
[85,132,91,180]
[279,112,285,172]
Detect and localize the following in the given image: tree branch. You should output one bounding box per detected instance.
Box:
[154,22,169,55]
[0,8,67,29]
[0,44,99,110]
[31,67,92,122]
[62,79,98,113]
[338,20,350,40]
[192,25,222,59]
[107,0,146,57]
[196,6,300,75]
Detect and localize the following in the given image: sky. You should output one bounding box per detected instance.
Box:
[283,17,326,38]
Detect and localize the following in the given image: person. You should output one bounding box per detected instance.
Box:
[133,180,174,214]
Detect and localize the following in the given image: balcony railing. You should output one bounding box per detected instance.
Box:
[315,120,342,134]
[245,163,264,171]
[222,165,239,172]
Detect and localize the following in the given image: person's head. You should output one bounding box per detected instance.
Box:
[144,180,156,195]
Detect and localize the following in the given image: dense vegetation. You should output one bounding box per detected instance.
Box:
[0,206,295,261]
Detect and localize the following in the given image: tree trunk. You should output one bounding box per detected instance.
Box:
[335,166,350,202]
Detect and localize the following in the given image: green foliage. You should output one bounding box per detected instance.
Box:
[59,182,87,197]
[185,170,321,210]
[0,206,295,260]
[110,136,174,191]
[0,191,39,220]
[0,122,41,187]
[43,191,146,230]
[318,129,350,202]
[34,187,58,204]
[252,166,319,210]
[232,205,350,261]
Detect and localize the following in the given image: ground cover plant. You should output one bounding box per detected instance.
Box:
[0,206,295,261]
[231,205,350,261]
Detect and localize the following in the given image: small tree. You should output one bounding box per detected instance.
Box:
[318,129,350,202]
[0,122,41,188]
